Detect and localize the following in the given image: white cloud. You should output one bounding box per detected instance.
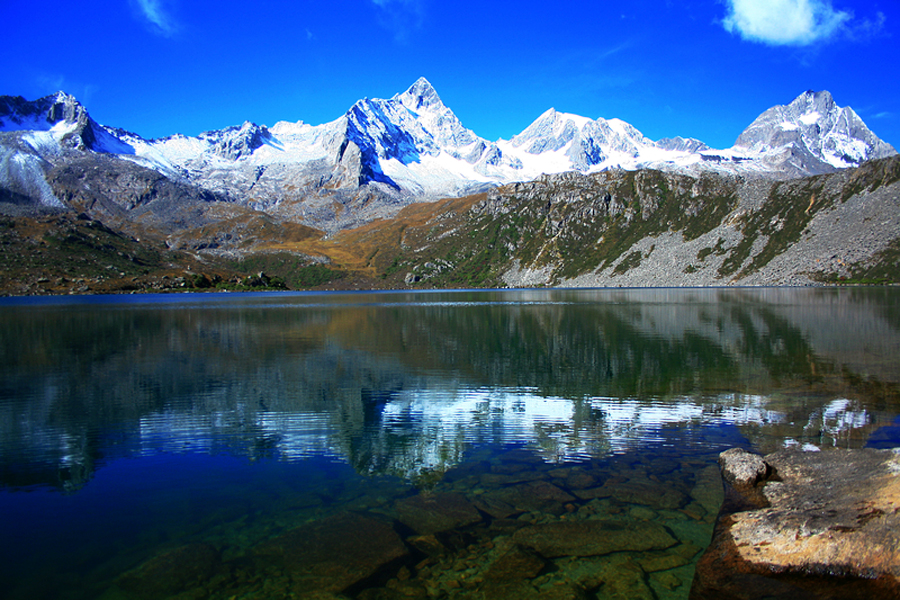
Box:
[133,0,178,37]
[722,0,851,46]
[370,0,426,43]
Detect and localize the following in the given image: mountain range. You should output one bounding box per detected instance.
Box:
[0,79,898,295]
[1,79,896,234]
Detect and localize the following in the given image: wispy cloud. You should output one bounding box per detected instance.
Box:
[133,0,179,37]
[722,0,852,46]
[36,73,66,94]
[34,73,98,104]
[370,0,426,43]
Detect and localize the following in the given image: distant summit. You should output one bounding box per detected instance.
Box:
[734,90,896,174]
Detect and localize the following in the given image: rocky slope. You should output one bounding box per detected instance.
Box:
[334,155,900,289]
[2,154,898,296]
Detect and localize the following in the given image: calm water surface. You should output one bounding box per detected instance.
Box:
[1,287,899,599]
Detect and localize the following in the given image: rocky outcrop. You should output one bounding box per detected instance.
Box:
[718,447,770,488]
[392,155,900,289]
[691,447,900,599]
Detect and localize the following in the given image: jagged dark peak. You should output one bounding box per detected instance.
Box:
[0,91,90,132]
[44,91,87,122]
[395,77,445,113]
[102,124,144,141]
[0,90,98,151]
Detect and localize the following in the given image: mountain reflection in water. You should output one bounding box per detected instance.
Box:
[0,287,898,599]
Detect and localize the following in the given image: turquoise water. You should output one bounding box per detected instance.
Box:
[1,287,898,599]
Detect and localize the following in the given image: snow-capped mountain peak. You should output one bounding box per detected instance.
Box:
[510,108,590,153]
[503,108,663,172]
[395,77,445,113]
[389,77,481,153]
[733,90,895,171]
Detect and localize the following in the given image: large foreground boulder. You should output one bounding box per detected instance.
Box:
[691,447,900,599]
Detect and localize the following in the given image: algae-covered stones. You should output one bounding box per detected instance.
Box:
[511,519,677,558]
[114,543,220,600]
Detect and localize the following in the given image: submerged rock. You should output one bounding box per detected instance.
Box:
[114,543,220,600]
[253,512,408,594]
[511,519,677,558]
[482,543,547,581]
[394,491,483,534]
[573,479,687,510]
[692,447,900,599]
[488,480,577,515]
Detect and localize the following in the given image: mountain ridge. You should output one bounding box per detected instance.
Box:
[1,153,898,296]
[2,78,896,228]
[0,79,897,275]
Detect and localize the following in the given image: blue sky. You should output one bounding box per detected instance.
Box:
[2,0,897,149]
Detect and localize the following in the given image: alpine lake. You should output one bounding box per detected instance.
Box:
[1,287,899,600]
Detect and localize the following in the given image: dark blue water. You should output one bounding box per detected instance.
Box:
[1,287,898,599]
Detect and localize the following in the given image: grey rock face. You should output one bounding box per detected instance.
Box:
[45,154,226,235]
[0,137,62,208]
[565,127,607,170]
